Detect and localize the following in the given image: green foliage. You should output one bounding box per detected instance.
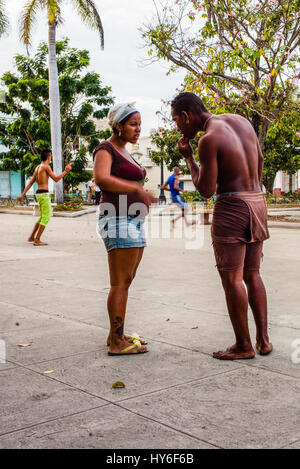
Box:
[263,107,300,191]
[265,191,300,205]
[143,0,300,147]
[0,39,114,186]
[150,126,200,173]
[181,190,207,202]
[54,196,83,212]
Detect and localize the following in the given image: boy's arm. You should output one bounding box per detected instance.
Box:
[18,169,37,200]
[46,164,72,183]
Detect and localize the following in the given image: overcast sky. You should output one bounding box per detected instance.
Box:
[0,0,186,136]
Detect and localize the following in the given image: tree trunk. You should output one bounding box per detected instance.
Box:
[258,117,269,151]
[263,174,276,194]
[48,21,63,204]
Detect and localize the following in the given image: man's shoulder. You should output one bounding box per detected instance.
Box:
[198,132,216,148]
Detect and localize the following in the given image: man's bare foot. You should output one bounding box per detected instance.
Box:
[213,344,255,360]
[33,240,48,246]
[28,237,35,242]
[108,338,148,356]
[256,341,273,356]
[106,334,147,346]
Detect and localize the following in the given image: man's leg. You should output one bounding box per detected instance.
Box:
[34,195,51,246]
[243,242,272,355]
[171,210,184,227]
[34,224,47,245]
[28,222,40,242]
[212,241,255,360]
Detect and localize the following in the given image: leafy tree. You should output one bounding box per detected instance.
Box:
[0,40,113,191]
[0,0,9,37]
[263,107,300,191]
[142,0,300,148]
[150,126,200,173]
[20,0,105,203]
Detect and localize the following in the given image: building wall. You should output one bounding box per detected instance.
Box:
[10,171,22,198]
[0,170,22,198]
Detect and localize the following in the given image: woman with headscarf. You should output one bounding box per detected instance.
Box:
[93,103,157,356]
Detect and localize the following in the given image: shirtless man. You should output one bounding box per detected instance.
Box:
[171,92,272,360]
[18,149,71,246]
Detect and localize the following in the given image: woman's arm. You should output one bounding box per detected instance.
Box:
[94,149,157,205]
[94,149,144,195]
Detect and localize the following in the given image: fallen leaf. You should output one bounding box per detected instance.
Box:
[112,381,125,389]
[43,370,54,375]
[166,318,170,321]
[18,342,32,347]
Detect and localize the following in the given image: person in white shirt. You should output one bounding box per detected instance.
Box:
[86,180,93,204]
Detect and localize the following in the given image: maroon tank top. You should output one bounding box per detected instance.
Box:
[93,141,147,216]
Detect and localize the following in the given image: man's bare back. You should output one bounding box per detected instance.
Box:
[204,114,262,194]
[35,163,51,190]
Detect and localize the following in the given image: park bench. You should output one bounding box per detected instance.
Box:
[28,201,57,216]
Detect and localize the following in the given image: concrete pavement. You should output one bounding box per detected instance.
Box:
[0,211,300,449]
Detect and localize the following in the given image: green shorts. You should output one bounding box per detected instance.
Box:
[36,193,51,226]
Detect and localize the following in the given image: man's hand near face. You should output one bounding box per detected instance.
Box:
[178,137,194,159]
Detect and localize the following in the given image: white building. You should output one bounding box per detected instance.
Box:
[273,170,300,196]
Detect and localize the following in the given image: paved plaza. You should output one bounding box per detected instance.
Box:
[0,210,300,449]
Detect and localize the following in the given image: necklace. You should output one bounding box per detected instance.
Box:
[203,114,215,132]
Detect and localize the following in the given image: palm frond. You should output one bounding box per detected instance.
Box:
[72,0,104,49]
[19,0,41,46]
[0,0,9,37]
[48,0,63,25]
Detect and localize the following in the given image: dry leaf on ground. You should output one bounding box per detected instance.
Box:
[112,381,125,389]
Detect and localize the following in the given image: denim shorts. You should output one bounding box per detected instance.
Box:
[173,195,187,210]
[98,215,147,252]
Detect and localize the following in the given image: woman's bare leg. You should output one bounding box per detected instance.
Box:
[107,247,147,355]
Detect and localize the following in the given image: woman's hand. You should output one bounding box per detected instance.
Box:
[136,186,158,206]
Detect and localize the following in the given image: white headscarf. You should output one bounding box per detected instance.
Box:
[108,102,138,128]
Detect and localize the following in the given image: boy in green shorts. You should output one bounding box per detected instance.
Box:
[18,149,71,246]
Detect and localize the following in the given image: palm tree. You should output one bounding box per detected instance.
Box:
[20,0,104,203]
[0,0,9,37]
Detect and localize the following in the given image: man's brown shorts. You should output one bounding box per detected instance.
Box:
[213,240,263,272]
[212,194,267,272]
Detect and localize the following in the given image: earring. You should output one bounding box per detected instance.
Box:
[118,130,122,137]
